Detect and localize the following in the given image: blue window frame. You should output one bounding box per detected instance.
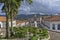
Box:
[58,24,60,30]
[52,24,55,30]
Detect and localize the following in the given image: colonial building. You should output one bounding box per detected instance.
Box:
[16,20,29,27]
[0,16,16,37]
[0,16,16,28]
[42,16,60,31]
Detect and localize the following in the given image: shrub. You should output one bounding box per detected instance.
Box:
[13,26,48,39]
[29,27,39,35]
[14,31,25,38]
[30,35,37,40]
[13,27,27,38]
[39,28,48,39]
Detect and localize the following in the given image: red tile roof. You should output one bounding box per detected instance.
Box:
[0,16,6,22]
[43,16,60,22]
[16,20,26,24]
[0,16,15,22]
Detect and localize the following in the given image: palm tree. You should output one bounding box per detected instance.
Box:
[9,0,32,37]
[0,0,10,38]
[0,0,32,38]
[9,0,23,37]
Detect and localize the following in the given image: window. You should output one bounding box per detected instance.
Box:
[52,24,55,30]
[0,24,1,28]
[58,24,60,30]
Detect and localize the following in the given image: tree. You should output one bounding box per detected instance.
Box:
[9,0,32,37]
[0,0,32,38]
[0,0,11,38]
[9,0,23,37]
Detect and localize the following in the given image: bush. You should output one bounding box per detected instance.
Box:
[14,31,25,38]
[29,27,39,35]
[13,26,48,39]
[13,27,27,38]
[39,28,48,39]
[30,35,37,40]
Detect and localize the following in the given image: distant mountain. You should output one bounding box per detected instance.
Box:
[0,13,57,20]
[15,14,50,20]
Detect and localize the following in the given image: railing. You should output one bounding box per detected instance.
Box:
[48,29,60,33]
[41,22,50,29]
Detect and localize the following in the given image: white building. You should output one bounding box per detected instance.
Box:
[0,16,30,37]
[43,16,60,31]
[0,16,17,37]
[16,20,29,27]
[0,16,16,28]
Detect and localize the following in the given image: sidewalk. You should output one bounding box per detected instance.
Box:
[49,31,60,40]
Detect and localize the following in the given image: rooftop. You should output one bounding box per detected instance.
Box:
[0,16,6,22]
[43,16,60,22]
[16,20,27,24]
[0,16,15,22]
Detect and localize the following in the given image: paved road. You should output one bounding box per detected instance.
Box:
[49,30,60,40]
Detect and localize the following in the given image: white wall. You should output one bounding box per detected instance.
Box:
[50,21,60,31]
[9,20,16,27]
[44,21,60,31]
[3,22,6,28]
[0,22,3,28]
[17,22,29,27]
[0,20,16,28]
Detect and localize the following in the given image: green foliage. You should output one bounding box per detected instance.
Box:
[29,27,39,35]
[13,26,48,39]
[0,0,32,38]
[14,31,26,38]
[30,36,37,40]
[39,28,48,39]
[13,27,19,32]
[13,27,27,38]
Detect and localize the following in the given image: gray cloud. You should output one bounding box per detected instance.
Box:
[1,0,60,15]
[19,0,60,14]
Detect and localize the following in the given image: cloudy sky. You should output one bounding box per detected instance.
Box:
[0,0,60,15]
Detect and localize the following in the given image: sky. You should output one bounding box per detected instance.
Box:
[0,0,60,15]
